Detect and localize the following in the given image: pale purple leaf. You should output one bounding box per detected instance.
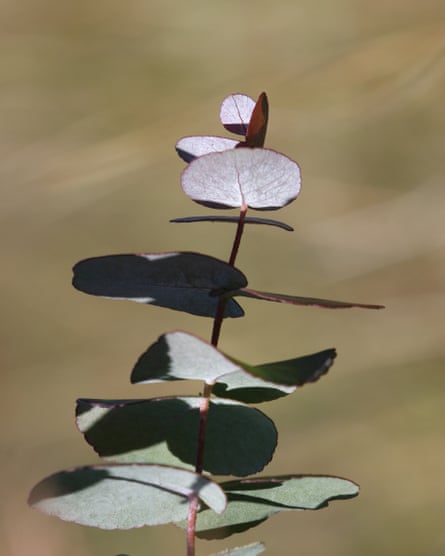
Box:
[176,136,239,163]
[220,94,256,135]
[181,148,301,210]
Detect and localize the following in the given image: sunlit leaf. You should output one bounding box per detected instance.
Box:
[170,215,294,231]
[236,288,385,310]
[131,331,335,403]
[220,94,256,136]
[176,136,239,163]
[72,252,247,318]
[211,542,266,556]
[76,397,277,477]
[29,464,226,529]
[181,148,301,210]
[186,475,359,539]
[131,331,241,385]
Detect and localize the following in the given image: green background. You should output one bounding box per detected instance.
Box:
[2,1,444,555]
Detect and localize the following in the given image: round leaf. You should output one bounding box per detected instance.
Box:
[188,475,359,539]
[29,464,226,529]
[181,148,301,210]
[131,331,242,385]
[220,94,255,135]
[176,136,239,162]
[72,252,247,318]
[76,397,277,477]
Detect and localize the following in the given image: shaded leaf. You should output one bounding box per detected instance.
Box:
[181,148,301,210]
[188,475,359,539]
[76,397,277,477]
[243,92,268,148]
[214,349,336,403]
[220,94,256,136]
[72,252,247,318]
[211,542,266,556]
[176,136,239,163]
[236,288,385,310]
[170,215,294,231]
[29,464,226,529]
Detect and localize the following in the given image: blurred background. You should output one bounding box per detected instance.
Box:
[1,1,444,555]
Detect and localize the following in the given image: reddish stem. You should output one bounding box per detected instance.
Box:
[186,204,248,556]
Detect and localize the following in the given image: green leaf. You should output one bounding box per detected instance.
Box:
[131,331,334,403]
[187,475,359,539]
[72,252,247,318]
[211,542,266,556]
[29,464,226,529]
[214,348,336,403]
[236,288,385,310]
[170,215,294,231]
[76,397,277,477]
[131,331,241,385]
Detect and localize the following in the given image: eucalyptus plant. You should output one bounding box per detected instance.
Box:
[29,92,383,556]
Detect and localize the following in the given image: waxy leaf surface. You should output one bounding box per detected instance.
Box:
[76,397,277,476]
[176,136,239,163]
[72,252,246,318]
[189,475,359,539]
[131,331,241,385]
[29,464,226,529]
[181,148,301,210]
[131,331,335,403]
[220,94,256,135]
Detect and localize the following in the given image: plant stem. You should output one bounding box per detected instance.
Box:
[186,204,248,556]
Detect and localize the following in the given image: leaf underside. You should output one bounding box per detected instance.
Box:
[181,148,301,210]
[187,475,359,539]
[130,330,335,403]
[29,464,226,529]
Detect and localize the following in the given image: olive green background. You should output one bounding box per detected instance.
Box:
[1,1,444,555]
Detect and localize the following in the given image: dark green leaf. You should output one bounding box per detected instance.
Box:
[170,216,294,231]
[76,397,277,477]
[72,252,247,318]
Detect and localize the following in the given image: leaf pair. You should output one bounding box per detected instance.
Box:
[72,251,384,318]
[132,330,336,403]
[29,466,358,536]
[175,92,302,223]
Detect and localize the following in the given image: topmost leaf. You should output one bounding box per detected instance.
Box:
[220,94,256,136]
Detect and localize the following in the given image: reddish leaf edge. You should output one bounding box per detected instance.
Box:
[170,216,294,232]
[232,288,385,310]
